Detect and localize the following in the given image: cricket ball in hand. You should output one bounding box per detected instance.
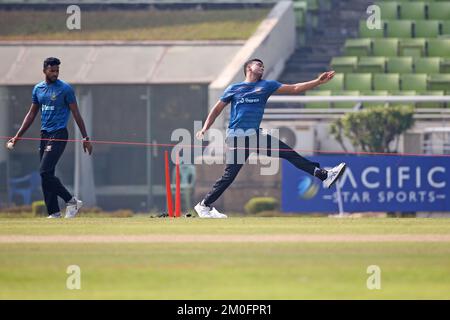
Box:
[6,142,14,150]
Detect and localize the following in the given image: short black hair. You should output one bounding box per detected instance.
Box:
[43,57,61,69]
[243,58,263,76]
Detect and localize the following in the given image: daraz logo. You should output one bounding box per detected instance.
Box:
[236,97,260,105]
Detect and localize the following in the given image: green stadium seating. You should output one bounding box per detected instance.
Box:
[359,20,385,38]
[414,57,441,73]
[417,91,446,108]
[373,38,399,56]
[360,90,389,96]
[443,21,450,36]
[306,0,319,11]
[399,2,426,20]
[377,2,399,19]
[399,38,426,56]
[332,91,360,108]
[318,73,344,90]
[360,90,389,108]
[428,2,450,20]
[345,73,373,90]
[400,73,428,91]
[441,58,450,73]
[325,1,450,110]
[414,20,441,38]
[357,57,386,73]
[344,39,372,56]
[293,2,307,28]
[386,20,413,37]
[305,90,331,108]
[428,39,450,57]
[387,57,413,73]
[388,90,416,107]
[330,57,358,73]
[374,73,400,90]
[428,74,450,90]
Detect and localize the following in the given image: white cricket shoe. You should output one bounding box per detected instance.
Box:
[65,197,83,218]
[194,202,214,218]
[324,162,347,189]
[47,212,62,219]
[194,202,227,219]
[210,207,228,219]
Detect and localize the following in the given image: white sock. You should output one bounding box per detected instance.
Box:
[313,167,321,175]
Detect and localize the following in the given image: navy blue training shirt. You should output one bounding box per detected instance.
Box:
[32,79,76,132]
[220,79,282,137]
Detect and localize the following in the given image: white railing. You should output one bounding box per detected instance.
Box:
[265,95,450,120]
[269,95,450,103]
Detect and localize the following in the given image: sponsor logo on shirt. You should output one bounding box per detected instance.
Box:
[236,97,260,105]
[42,104,55,111]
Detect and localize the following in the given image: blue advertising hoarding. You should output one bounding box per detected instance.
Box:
[282,156,450,213]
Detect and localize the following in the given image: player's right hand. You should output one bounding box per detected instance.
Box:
[195,130,205,140]
[7,137,18,147]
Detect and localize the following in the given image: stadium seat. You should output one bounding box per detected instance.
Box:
[414,20,441,38]
[399,38,426,57]
[360,90,389,108]
[428,39,450,57]
[306,0,319,11]
[344,39,372,56]
[388,90,416,107]
[305,90,331,108]
[400,73,428,91]
[373,38,399,56]
[359,20,384,38]
[443,21,450,36]
[345,73,373,91]
[293,2,307,28]
[428,74,450,90]
[386,20,413,37]
[441,58,450,73]
[8,171,41,205]
[374,73,400,90]
[332,91,360,108]
[399,2,426,20]
[318,73,344,90]
[357,57,386,73]
[387,57,413,73]
[414,57,441,73]
[416,91,446,108]
[376,2,399,20]
[330,57,358,73]
[428,2,450,20]
[389,91,416,96]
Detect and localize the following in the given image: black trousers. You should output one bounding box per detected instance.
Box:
[39,128,73,215]
[203,131,320,206]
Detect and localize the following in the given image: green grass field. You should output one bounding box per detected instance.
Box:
[0,9,269,40]
[1,216,450,299]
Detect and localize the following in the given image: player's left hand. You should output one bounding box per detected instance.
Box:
[83,140,93,155]
[317,71,335,84]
